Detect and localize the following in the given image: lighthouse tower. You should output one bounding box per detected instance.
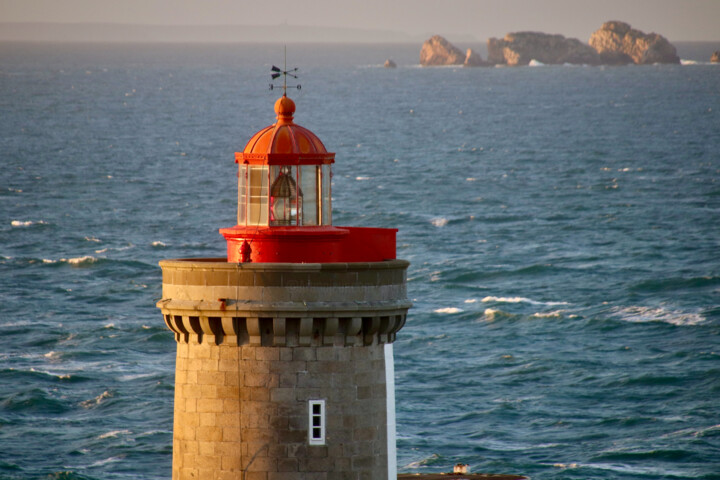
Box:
[157,93,411,480]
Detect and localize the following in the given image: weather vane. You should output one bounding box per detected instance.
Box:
[270,46,301,94]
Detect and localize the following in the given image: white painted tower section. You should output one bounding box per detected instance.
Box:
[385,343,398,480]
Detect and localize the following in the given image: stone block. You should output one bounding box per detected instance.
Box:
[277,457,299,472]
[278,372,297,388]
[299,454,333,471]
[350,455,375,470]
[353,427,377,442]
[178,467,198,480]
[296,371,328,389]
[220,454,243,471]
[219,358,237,372]
[249,387,271,402]
[198,440,215,456]
[356,386,372,400]
[245,472,267,480]
[269,360,306,374]
[183,384,202,399]
[224,371,242,386]
[251,456,278,473]
[196,425,223,442]
[222,426,240,442]
[216,413,239,428]
[215,384,239,400]
[255,346,280,361]
[197,398,224,414]
[244,372,277,388]
[199,412,216,427]
[269,473,304,480]
[270,387,295,403]
[181,454,196,469]
[198,371,225,386]
[294,388,323,401]
[293,347,316,362]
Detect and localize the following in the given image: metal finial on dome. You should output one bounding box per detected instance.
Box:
[270,46,302,96]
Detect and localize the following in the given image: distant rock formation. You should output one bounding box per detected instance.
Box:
[589,21,680,64]
[384,59,397,68]
[464,48,488,67]
[420,35,464,66]
[487,31,600,66]
[711,51,720,63]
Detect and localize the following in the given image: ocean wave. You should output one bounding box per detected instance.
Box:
[694,423,720,438]
[431,217,448,227]
[151,241,167,247]
[584,462,693,477]
[403,453,442,469]
[481,295,568,306]
[38,256,101,267]
[531,310,566,318]
[612,305,706,326]
[88,456,125,467]
[433,307,462,314]
[482,308,520,321]
[97,429,131,440]
[591,448,694,462]
[45,471,101,480]
[10,219,48,227]
[1,388,70,414]
[631,275,720,292]
[81,390,114,409]
[0,368,88,383]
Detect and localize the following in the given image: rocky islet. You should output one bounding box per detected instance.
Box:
[420,21,681,67]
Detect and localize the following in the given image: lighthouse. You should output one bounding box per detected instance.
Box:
[157,91,411,479]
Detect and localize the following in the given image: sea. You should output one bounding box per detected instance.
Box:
[1,42,719,480]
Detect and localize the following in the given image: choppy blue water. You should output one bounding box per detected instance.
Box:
[1,42,719,480]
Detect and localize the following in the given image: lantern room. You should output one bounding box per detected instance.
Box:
[220,94,398,263]
[236,95,334,227]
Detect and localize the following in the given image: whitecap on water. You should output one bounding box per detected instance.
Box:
[532,310,565,318]
[612,305,705,326]
[82,390,114,408]
[482,295,568,306]
[63,256,98,266]
[151,241,167,247]
[431,217,448,227]
[433,307,462,314]
[11,220,47,227]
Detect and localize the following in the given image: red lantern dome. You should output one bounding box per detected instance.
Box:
[220,95,397,263]
[242,96,329,157]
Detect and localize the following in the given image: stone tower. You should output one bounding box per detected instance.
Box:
[157,94,411,480]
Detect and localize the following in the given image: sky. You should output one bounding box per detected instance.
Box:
[1,0,719,41]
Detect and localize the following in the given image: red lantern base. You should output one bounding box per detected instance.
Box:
[219,226,397,263]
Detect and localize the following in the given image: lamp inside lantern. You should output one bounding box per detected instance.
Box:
[270,165,302,225]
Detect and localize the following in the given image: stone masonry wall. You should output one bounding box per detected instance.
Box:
[173,341,388,480]
[158,260,410,480]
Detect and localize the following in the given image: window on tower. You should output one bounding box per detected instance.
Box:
[308,399,326,445]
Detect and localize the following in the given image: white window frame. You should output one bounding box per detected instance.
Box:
[308,399,326,445]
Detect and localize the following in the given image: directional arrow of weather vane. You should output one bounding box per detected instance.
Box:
[269,65,302,94]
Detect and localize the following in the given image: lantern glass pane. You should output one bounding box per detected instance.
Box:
[247,165,268,225]
[321,164,332,225]
[300,165,319,226]
[237,165,247,225]
[270,165,299,226]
